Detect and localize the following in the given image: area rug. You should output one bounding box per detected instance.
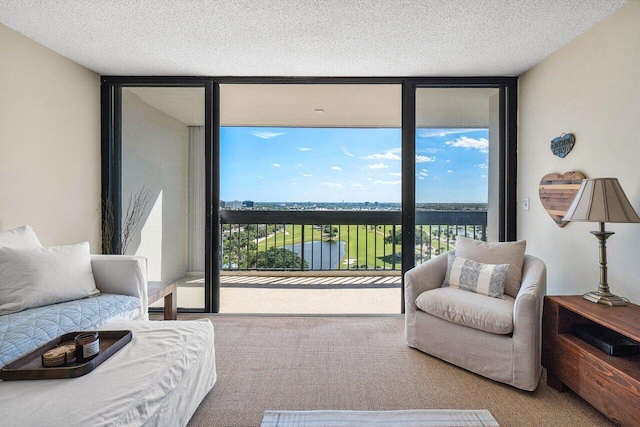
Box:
[260,409,499,427]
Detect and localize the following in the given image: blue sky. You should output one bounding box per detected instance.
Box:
[220,127,489,203]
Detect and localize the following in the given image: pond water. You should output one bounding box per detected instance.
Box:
[291,240,346,270]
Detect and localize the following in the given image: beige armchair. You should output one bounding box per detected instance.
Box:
[405,251,547,391]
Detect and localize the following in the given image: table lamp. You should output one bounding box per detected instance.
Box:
[562,178,640,306]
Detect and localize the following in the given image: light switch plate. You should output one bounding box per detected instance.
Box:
[522,197,530,211]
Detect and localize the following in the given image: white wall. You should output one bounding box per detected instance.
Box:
[0,24,101,248]
[188,127,206,273]
[518,2,640,303]
[122,89,189,282]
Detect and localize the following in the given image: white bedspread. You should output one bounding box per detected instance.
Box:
[0,319,216,427]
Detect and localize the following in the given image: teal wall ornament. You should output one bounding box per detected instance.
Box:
[550,133,575,158]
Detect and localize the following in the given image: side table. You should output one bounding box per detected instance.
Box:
[147,281,178,320]
[542,295,640,426]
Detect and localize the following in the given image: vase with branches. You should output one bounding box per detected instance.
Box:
[101,186,153,254]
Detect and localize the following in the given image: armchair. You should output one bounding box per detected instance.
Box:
[405,250,547,391]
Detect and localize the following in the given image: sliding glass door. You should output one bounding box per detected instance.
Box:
[120,86,206,310]
[399,83,515,312]
[102,82,212,311]
[413,87,501,265]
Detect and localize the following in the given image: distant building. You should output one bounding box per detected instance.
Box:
[242,200,254,208]
[223,200,242,209]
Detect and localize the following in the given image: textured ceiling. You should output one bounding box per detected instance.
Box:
[0,0,627,77]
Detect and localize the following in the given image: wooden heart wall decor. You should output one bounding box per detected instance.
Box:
[538,171,586,227]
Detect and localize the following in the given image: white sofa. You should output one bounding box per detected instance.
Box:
[0,226,217,426]
[0,254,148,366]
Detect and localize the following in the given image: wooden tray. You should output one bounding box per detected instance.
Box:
[0,330,132,381]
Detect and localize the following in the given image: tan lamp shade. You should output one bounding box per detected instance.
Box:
[563,178,640,223]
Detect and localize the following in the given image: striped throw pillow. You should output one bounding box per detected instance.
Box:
[442,253,510,299]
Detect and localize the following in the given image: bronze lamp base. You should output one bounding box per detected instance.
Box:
[583,290,628,306]
[581,225,628,307]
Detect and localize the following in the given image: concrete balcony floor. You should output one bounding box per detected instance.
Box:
[156,273,402,314]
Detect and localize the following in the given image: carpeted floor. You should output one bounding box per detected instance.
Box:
[185,316,613,427]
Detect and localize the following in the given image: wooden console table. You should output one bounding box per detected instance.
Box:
[542,295,640,426]
[147,281,177,320]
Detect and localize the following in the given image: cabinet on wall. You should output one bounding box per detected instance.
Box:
[542,295,640,426]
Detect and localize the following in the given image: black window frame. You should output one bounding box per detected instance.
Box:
[101,76,517,314]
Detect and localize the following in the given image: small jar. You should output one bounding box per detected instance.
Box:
[75,331,100,363]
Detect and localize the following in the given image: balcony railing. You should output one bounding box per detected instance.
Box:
[219,210,487,272]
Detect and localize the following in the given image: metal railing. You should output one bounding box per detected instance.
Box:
[219,210,486,272]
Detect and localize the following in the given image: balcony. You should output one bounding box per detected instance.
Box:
[220,209,487,271]
[169,209,487,314]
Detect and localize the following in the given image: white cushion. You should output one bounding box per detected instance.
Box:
[0,225,42,249]
[0,242,99,315]
[442,253,509,299]
[454,236,526,298]
[415,287,515,335]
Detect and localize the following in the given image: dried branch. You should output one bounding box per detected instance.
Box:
[100,186,152,254]
[121,186,153,254]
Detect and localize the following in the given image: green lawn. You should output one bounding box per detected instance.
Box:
[258,224,400,270]
[231,222,482,270]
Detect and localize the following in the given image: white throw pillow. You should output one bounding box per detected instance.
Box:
[0,225,42,249]
[442,253,509,299]
[0,242,99,315]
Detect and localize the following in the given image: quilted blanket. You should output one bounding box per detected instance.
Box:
[0,294,140,366]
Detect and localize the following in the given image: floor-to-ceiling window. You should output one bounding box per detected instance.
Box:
[101,77,516,314]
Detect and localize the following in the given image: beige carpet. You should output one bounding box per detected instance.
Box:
[185,316,613,427]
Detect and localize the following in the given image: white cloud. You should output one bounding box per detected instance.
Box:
[375,180,401,185]
[447,170,454,173]
[331,166,342,170]
[341,146,355,157]
[297,147,312,151]
[272,163,280,167]
[369,163,388,169]
[476,163,488,169]
[418,169,428,178]
[248,130,284,139]
[300,173,313,177]
[256,175,264,180]
[418,129,485,138]
[481,175,487,178]
[417,147,440,154]
[416,155,435,163]
[363,148,401,161]
[352,183,366,190]
[388,172,402,177]
[321,182,342,187]
[446,136,489,152]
